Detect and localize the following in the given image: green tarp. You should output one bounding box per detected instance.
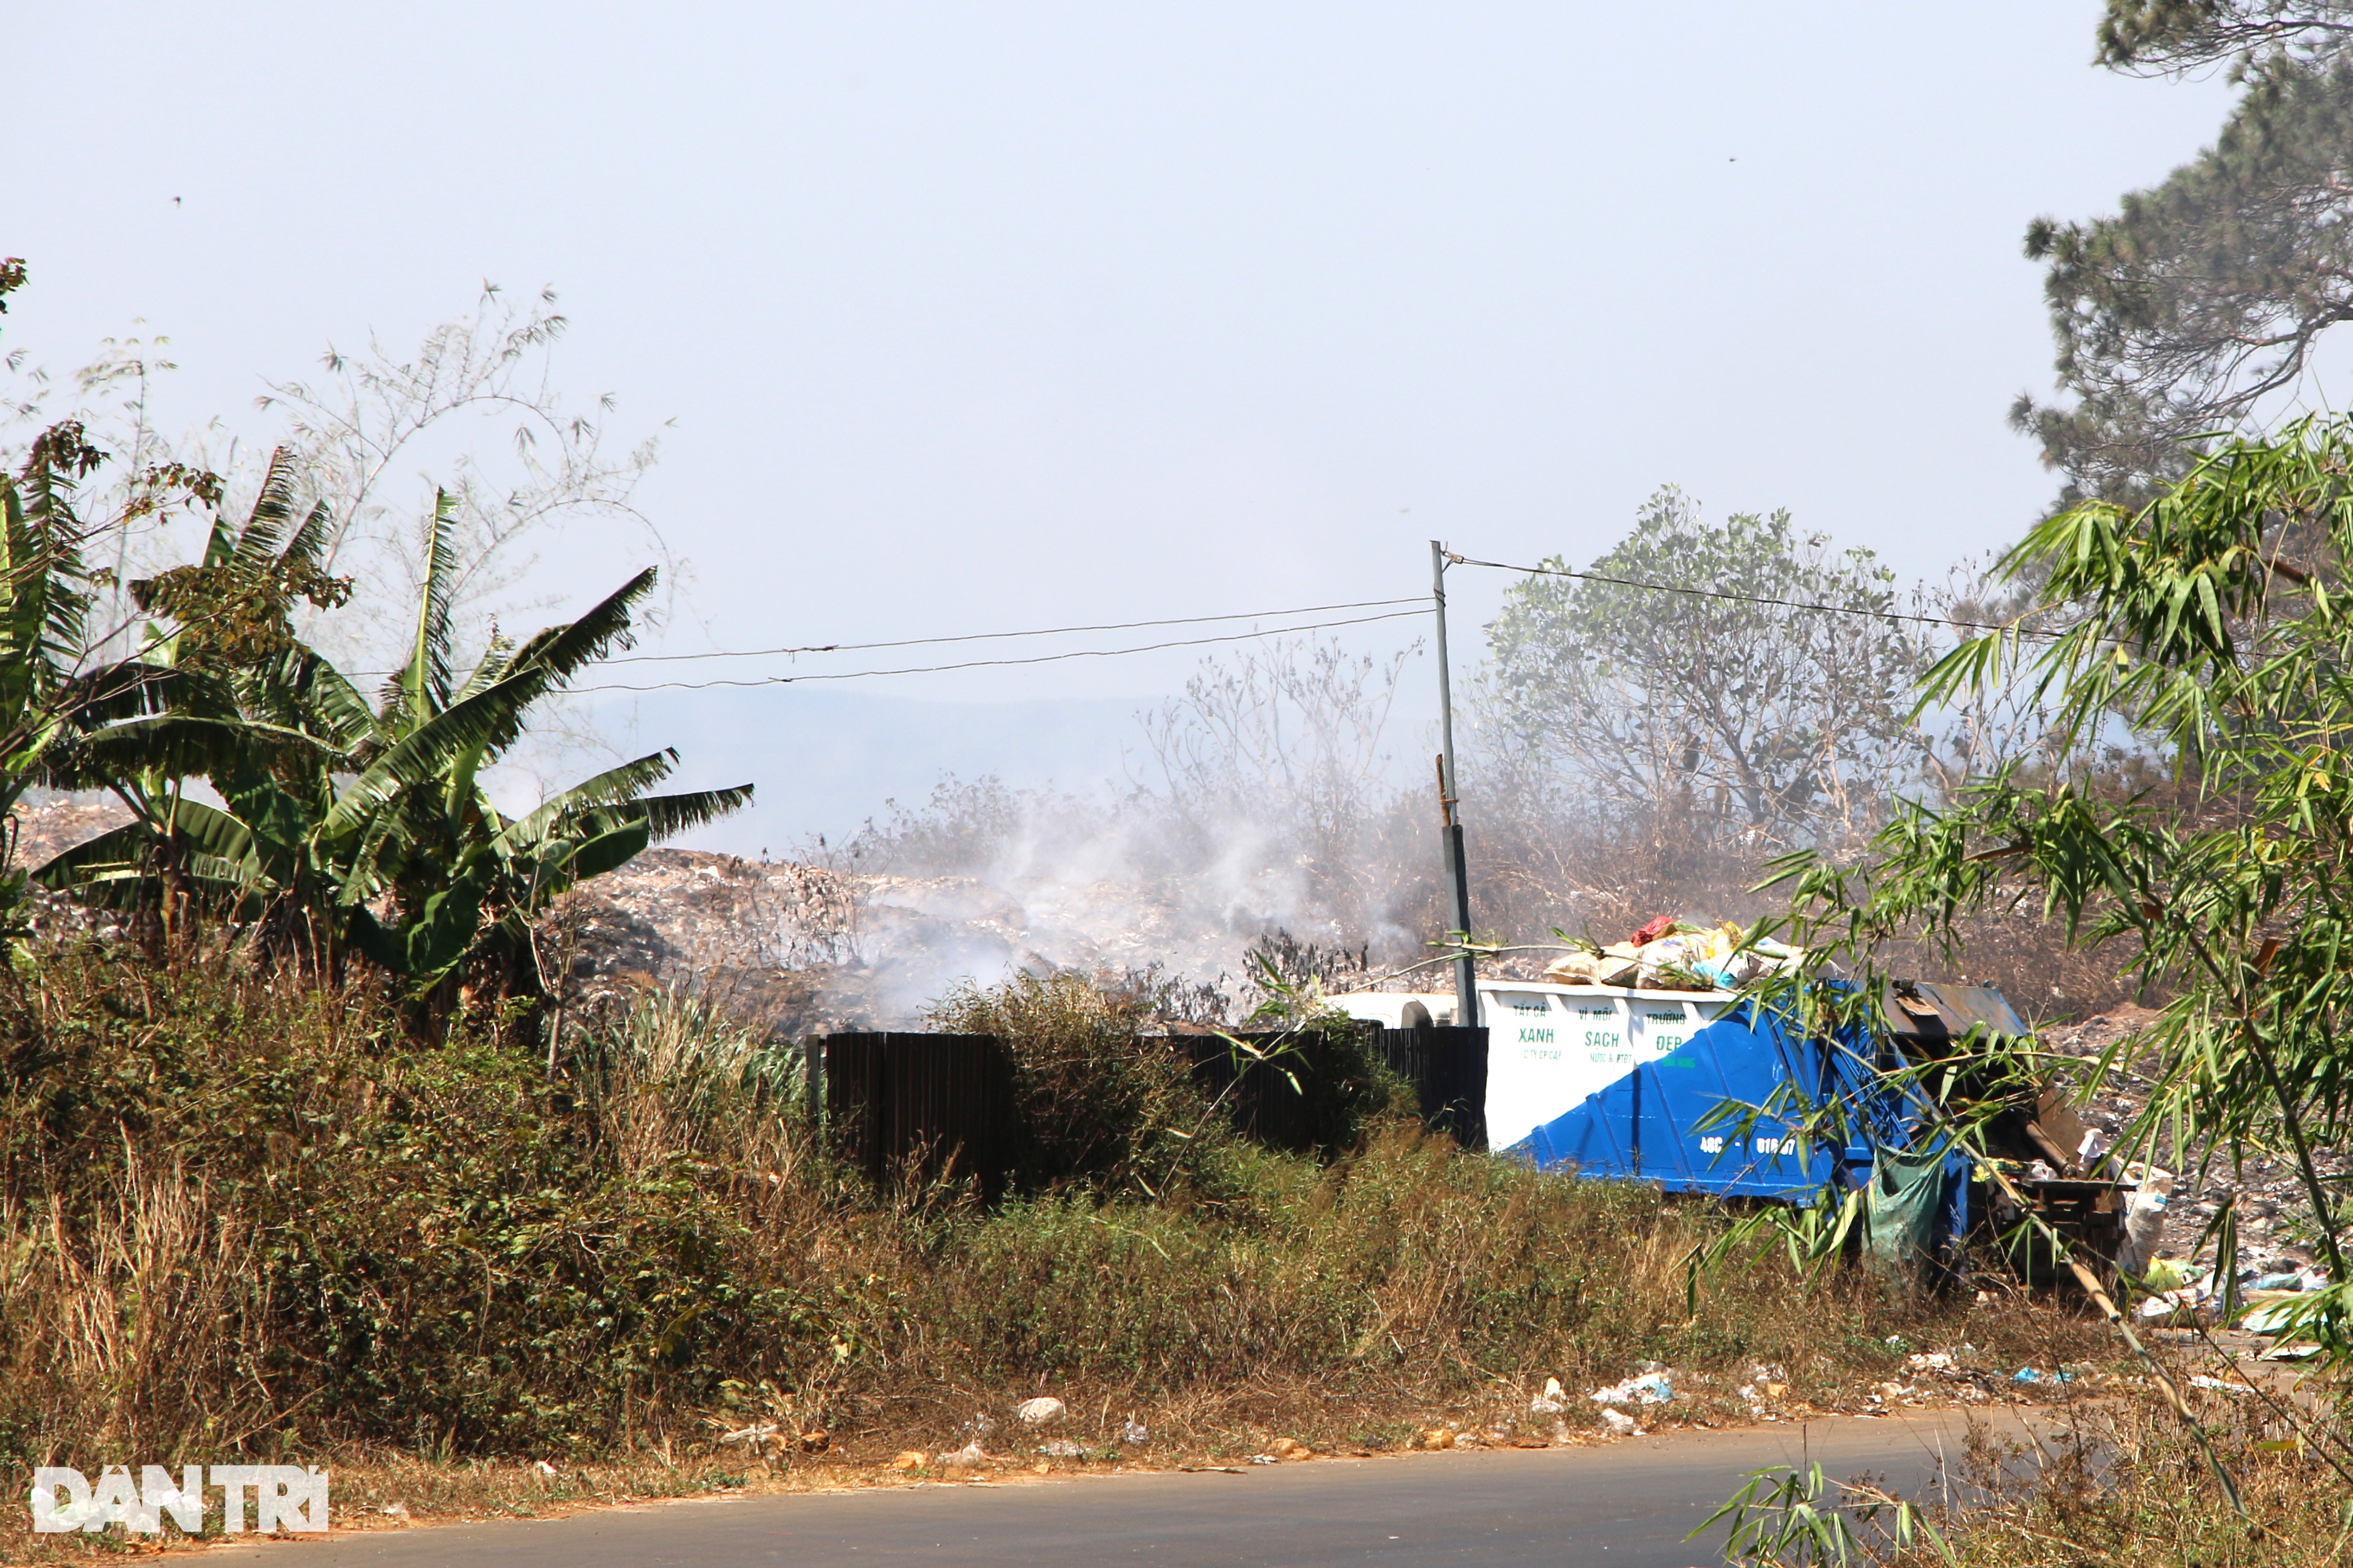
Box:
[1863,1145,1949,1288]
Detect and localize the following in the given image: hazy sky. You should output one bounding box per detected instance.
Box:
[7,4,2236,844]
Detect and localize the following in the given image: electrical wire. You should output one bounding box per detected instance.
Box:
[337,594,1430,680]
[339,549,2070,699]
[598,595,1429,666]
[1443,550,2072,643]
[569,608,1432,693]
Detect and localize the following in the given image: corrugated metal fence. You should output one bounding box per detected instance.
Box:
[1375,1025,1489,1152]
[818,1024,1488,1191]
[822,1032,1018,1197]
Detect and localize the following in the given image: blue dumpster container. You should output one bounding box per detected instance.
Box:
[1516,992,1968,1247]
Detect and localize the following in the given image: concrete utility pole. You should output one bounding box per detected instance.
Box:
[1430,541,1477,1029]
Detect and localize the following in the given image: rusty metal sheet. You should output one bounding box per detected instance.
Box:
[1884,980,2028,1044]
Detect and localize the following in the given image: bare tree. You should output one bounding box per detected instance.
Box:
[258,283,673,671]
[1136,634,1423,941]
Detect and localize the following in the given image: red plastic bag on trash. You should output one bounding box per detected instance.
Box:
[1630,915,1677,946]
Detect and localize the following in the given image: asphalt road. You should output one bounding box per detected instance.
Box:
[211,1414,1996,1568]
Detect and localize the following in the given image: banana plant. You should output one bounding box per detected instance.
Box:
[0,423,230,928]
[0,436,102,918]
[38,469,751,1018]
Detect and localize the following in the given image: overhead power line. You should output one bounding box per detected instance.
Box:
[341,549,2070,699]
[340,594,1427,681]
[599,595,1429,667]
[1443,551,2070,642]
[570,608,1430,694]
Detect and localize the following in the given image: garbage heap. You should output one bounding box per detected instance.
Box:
[1542,915,1805,991]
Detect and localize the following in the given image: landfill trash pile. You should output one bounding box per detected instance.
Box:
[7,794,132,870]
[2039,1006,2351,1270]
[1543,915,1805,992]
[546,846,1342,1031]
[4,796,136,946]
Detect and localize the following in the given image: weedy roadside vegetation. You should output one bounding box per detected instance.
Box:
[1916,1397,2353,1568]
[0,951,2106,1556]
[1708,1395,2353,1568]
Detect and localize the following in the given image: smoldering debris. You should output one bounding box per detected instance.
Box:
[549,847,1384,1032]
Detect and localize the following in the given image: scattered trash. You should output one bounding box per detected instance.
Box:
[2242,1300,2306,1334]
[2010,1368,2075,1385]
[716,1422,781,1447]
[2190,1376,2254,1396]
[1736,1361,1790,1410]
[2264,1343,2325,1361]
[1015,1396,1068,1427]
[938,1441,988,1469]
[1588,1370,1676,1408]
[1038,1440,1087,1459]
[1904,1352,1955,1373]
[1599,1408,1641,1436]
[2136,1291,2204,1323]
[962,1412,999,1437]
[891,1451,927,1472]
[1248,1454,1278,1466]
[1530,1376,1568,1415]
[2255,1436,2306,1455]
[534,1460,559,1477]
[1120,1418,1150,1446]
[379,1503,411,1519]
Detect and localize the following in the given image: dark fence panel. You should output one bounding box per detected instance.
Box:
[1376,1026,1490,1151]
[822,1032,1017,1196]
[820,1025,1490,1191]
[1168,1031,1321,1153]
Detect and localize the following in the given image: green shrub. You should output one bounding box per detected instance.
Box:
[925,970,1227,1197]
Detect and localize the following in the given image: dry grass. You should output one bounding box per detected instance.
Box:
[0,948,2119,1556]
[1861,1385,2353,1567]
